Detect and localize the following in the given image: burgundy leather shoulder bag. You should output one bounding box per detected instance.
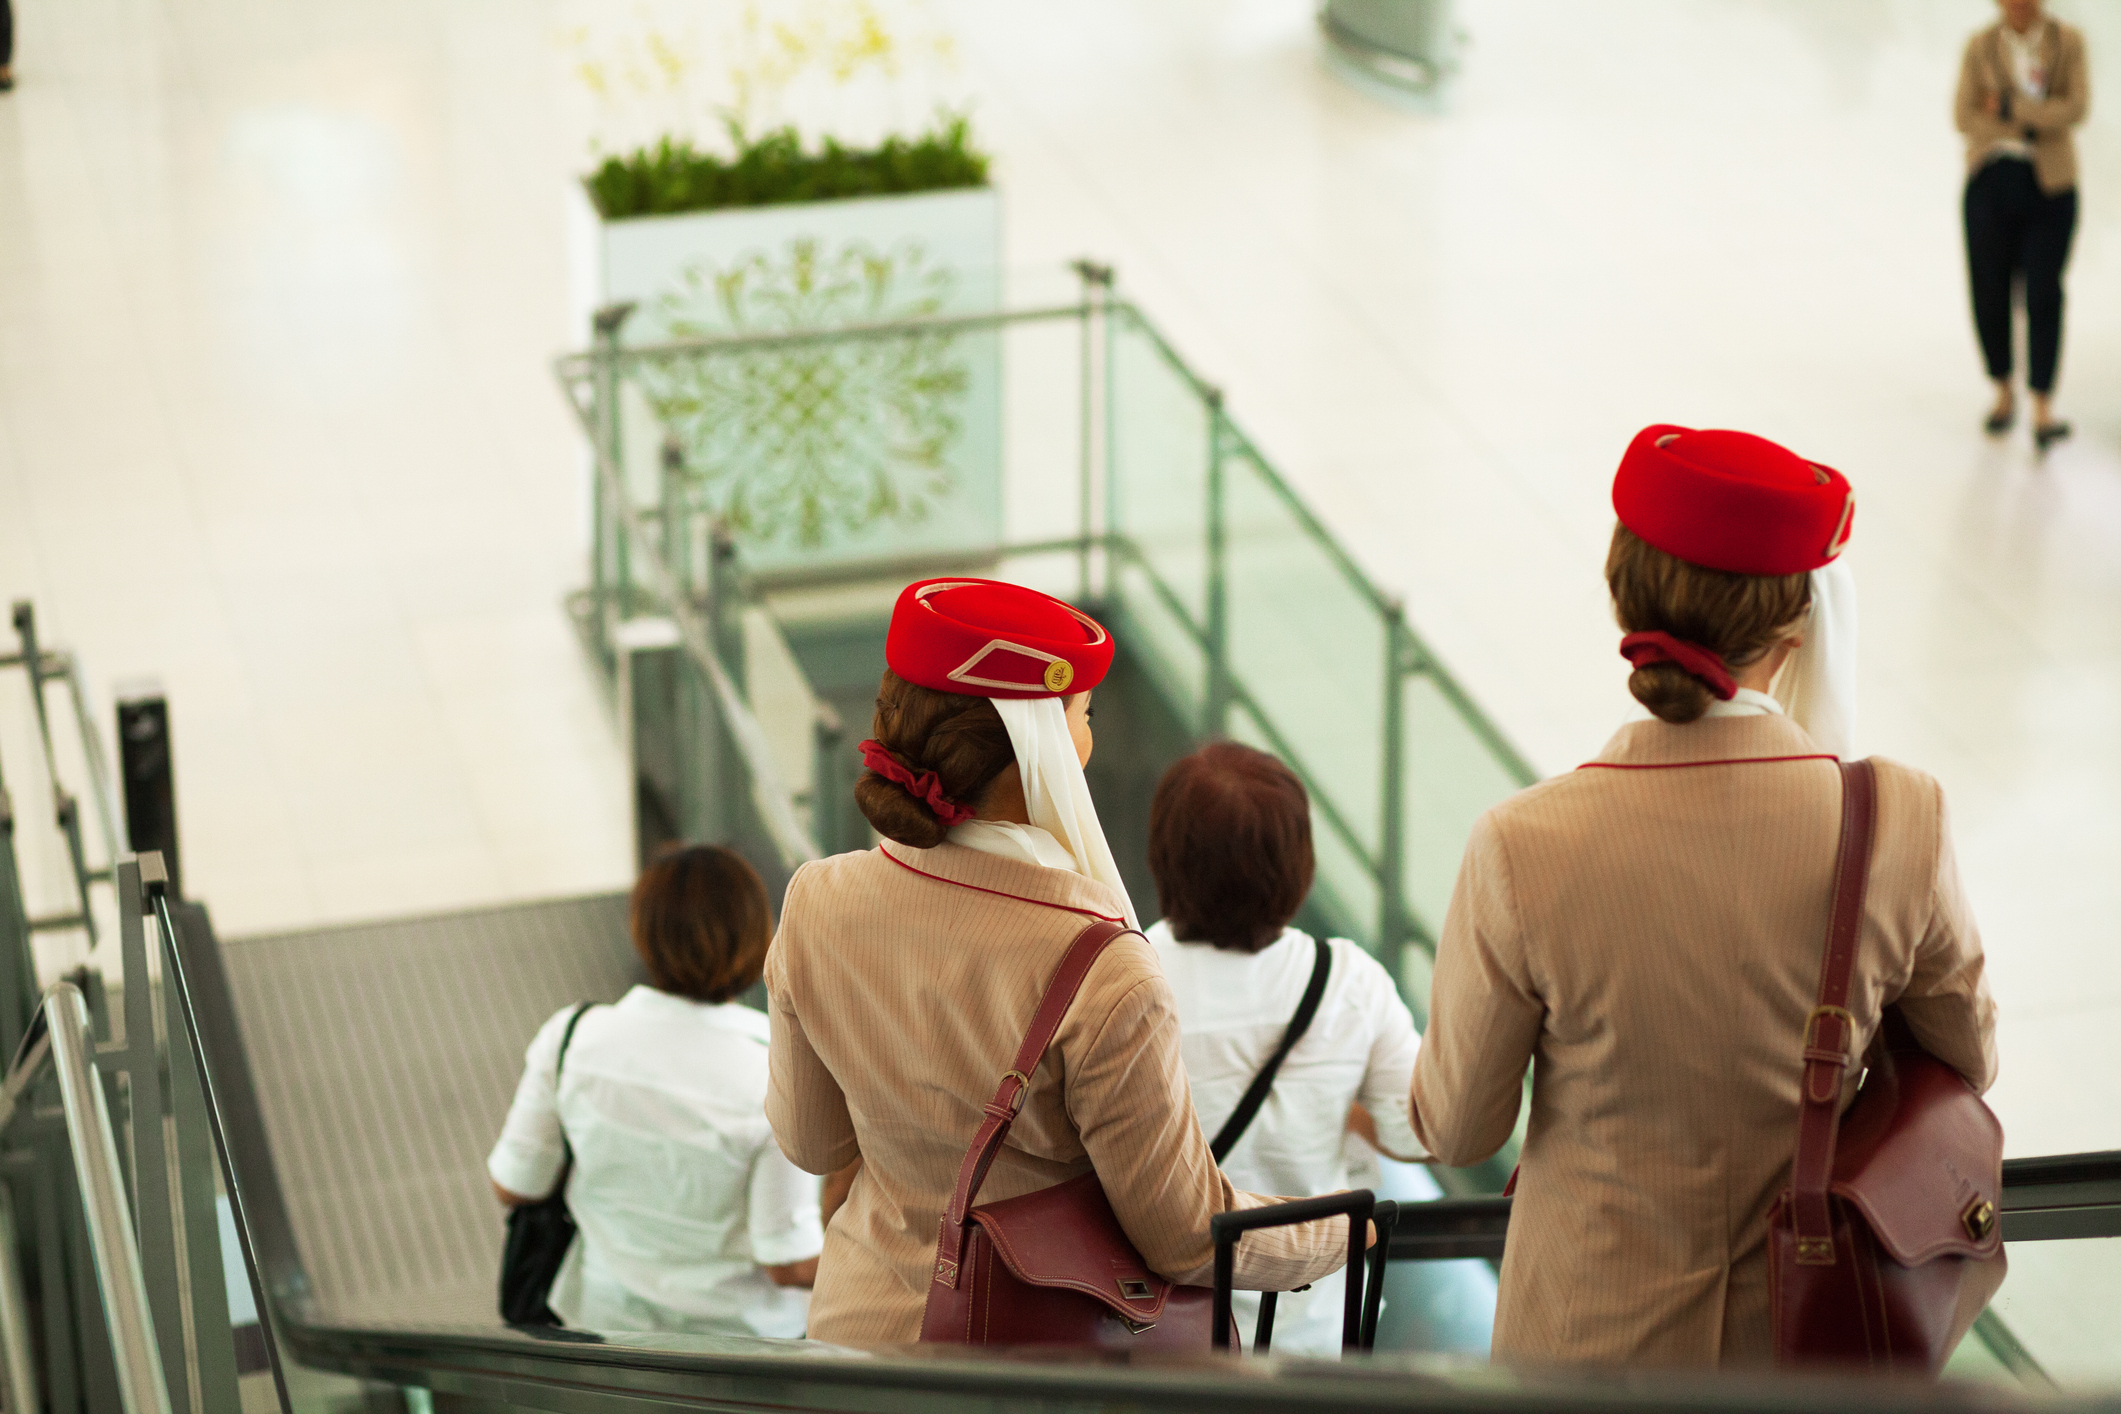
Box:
[918,917,1233,1349]
[1767,758,2007,1371]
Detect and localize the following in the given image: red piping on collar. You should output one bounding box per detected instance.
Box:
[878,845,1127,923]
[1577,753,1839,772]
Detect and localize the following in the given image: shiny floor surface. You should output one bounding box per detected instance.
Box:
[2,0,2118,1156]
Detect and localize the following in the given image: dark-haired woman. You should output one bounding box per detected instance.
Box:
[1411,426,1998,1368]
[765,578,1354,1345]
[1148,742,1426,1356]
[488,844,823,1336]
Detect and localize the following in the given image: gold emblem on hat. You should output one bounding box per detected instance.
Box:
[1044,660,1074,693]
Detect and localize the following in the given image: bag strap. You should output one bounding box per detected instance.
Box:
[932,918,1134,1287]
[1210,936,1333,1163]
[551,1002,594,1179]
[1788,759,1877,1264]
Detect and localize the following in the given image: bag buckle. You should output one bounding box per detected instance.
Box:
[1117,1277,1152,1302]
[1795,1236,1836,1266]
[999,1070,1031,1117]
[1803,1005,1855,1059]
[1963,1198,1998,1242]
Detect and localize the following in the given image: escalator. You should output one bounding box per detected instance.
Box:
[150,874,2121,1411]
[3,268,2120,1410]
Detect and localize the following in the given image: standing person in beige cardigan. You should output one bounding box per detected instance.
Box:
[1955,0,2089,449]
[1411,426,1998,1368]
[766,577,1353,1345]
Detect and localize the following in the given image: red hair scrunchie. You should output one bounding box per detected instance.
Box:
[1619,631,1737,701]
[858,740,979,827]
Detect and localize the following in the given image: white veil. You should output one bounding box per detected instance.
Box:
[991,696,1141,929]
[1772,557,1859,759]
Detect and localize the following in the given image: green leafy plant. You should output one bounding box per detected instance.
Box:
[585,114,990,220]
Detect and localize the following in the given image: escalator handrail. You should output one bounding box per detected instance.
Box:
[1385,1150,2121,1263]
[276,1309,2115,1414]
[145,865,295,1414]
[0,982,174,1414]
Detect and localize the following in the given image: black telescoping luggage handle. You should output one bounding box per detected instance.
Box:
[1210,1189,1383,1352]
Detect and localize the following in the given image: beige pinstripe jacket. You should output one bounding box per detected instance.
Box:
[1955,21,2089,195]
[765,842,1350,1346]
[1411,715,1998,1368]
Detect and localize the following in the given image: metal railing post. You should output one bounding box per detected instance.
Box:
[659,433,690,603]
[30,1156,82,1413]
[41,984,175,1414]
[12,603,99,948]
[707,522,746,701]
[0,780,36,1062]
[1070,260,1113,605]
[590,302,637,670]
[1378,607,1410,985]
[811,704,847,858]
[117,860,190,1412]
[0,1184,40,1414]
[1204,391,1231,738]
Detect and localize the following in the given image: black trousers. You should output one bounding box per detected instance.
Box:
[1963,158,2078,394]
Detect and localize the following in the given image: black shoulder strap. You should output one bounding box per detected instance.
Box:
[552,1003,594,1174]
[1210,937,1332,1163]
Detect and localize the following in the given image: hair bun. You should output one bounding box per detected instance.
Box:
[854,771,952,849]
[1629,663,1714,724]
[851,672,1016,851]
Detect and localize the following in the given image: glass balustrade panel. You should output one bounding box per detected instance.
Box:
[1984,1238,2121,1385]
[1399,667,1530,951]
[1109,310,1212,636]
[1223,448,1386,861]
[999,316,1090,547]
[1111,558,1207,724]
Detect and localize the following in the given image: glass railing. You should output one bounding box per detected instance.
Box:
[552,264,1538,1017]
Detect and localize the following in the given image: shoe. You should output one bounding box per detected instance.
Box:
[2033,420,2072,452]
[1984,404,2015,436]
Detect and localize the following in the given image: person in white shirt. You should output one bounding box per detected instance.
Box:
[488,844,824,1337]
[1144,742,1427,1357]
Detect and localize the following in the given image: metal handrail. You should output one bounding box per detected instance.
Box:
[144,860,294,1414]
[5,603,126,944]
[553,299,1091,371]
[0,983,174,1414]
[1381,1151,2121,1265]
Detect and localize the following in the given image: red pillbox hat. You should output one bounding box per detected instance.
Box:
[1612,425,1855,576]
[885,578,1114,699]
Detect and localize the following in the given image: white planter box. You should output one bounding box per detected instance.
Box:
[569,186,1003,574]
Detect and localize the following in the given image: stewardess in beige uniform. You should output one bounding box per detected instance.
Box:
[767,577,1352,1345]
[1412,427,1998,1368]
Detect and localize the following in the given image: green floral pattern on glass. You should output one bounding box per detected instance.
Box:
[640,238,969,550]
